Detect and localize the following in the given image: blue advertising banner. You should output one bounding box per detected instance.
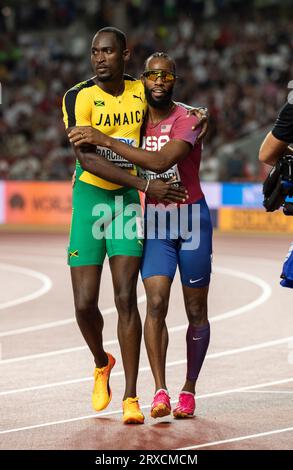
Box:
[222,183,263,208]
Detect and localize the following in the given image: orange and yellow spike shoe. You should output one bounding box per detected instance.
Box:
[92,353,116,412]
[122,397,145,424]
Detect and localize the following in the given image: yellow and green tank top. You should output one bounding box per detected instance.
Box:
[62,76,147,190]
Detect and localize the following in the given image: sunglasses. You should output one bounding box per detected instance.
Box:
[143,70,177,82]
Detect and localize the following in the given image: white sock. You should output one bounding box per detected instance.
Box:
[180,390,195,396]
[155,388,169,395]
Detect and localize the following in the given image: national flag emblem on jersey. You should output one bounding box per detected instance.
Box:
[69,250,79,258]
[161,124,171,133]
[94,100,105,107]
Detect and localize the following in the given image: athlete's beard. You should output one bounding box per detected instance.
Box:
[145,86,174,109]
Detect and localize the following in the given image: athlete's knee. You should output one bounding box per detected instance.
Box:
[185,297,208,326]
[74,296,98,320]
[114,290,137,318]
[147,294,168,320]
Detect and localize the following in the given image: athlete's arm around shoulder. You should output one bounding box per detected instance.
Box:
[66,131,187,202]
[65,128,188,202]
[68,113,199,173]
[73,131,191,173]
[67,125,152,191]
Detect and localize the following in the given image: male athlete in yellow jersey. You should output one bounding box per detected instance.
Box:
[62,27,187,424]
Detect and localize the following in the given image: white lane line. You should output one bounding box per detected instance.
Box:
[194,377,293,399]
[0,319,79,337]
[1,301,280,366]
[0,264,271,342]
[239,390,293,394]
[169,266,271,334]
[220,255,284,266]
[0,248,65,256]
[0,253,110,267]
[0,364,147,396]
[0,294,146,338]
[0,291,281,366]
[0,264,52,311]
[211,266,271,322]
[178,427,293,450]
[207,335,293,359]
[0,339,112,366]
[0,254,65,264]
[1,377,292,435]
[1,336,291,396]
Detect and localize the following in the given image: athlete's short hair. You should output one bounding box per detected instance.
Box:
[144,52,176,73]
[95,27,127,51]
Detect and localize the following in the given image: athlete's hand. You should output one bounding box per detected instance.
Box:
[187,107,209,143]
[68,126,106,147]
[147,179,189,203]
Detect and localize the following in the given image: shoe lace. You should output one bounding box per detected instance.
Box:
[178,393,194,408]
[125,397,139,409]
[155,390,169,401]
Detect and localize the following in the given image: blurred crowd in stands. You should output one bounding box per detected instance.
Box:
[0,0,292,181]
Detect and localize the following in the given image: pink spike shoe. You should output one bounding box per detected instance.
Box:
[173,392,195,418]
[151,389,171,418]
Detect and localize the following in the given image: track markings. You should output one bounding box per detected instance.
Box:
[0,295,146,338]
[0,249,286,450]
[178,426,293,450]
[0,266,271,365]
[1,377,292,435]
[0,336,292,395]
[0,263,52,311]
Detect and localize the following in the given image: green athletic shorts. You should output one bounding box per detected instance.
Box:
[68,177,144,267]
